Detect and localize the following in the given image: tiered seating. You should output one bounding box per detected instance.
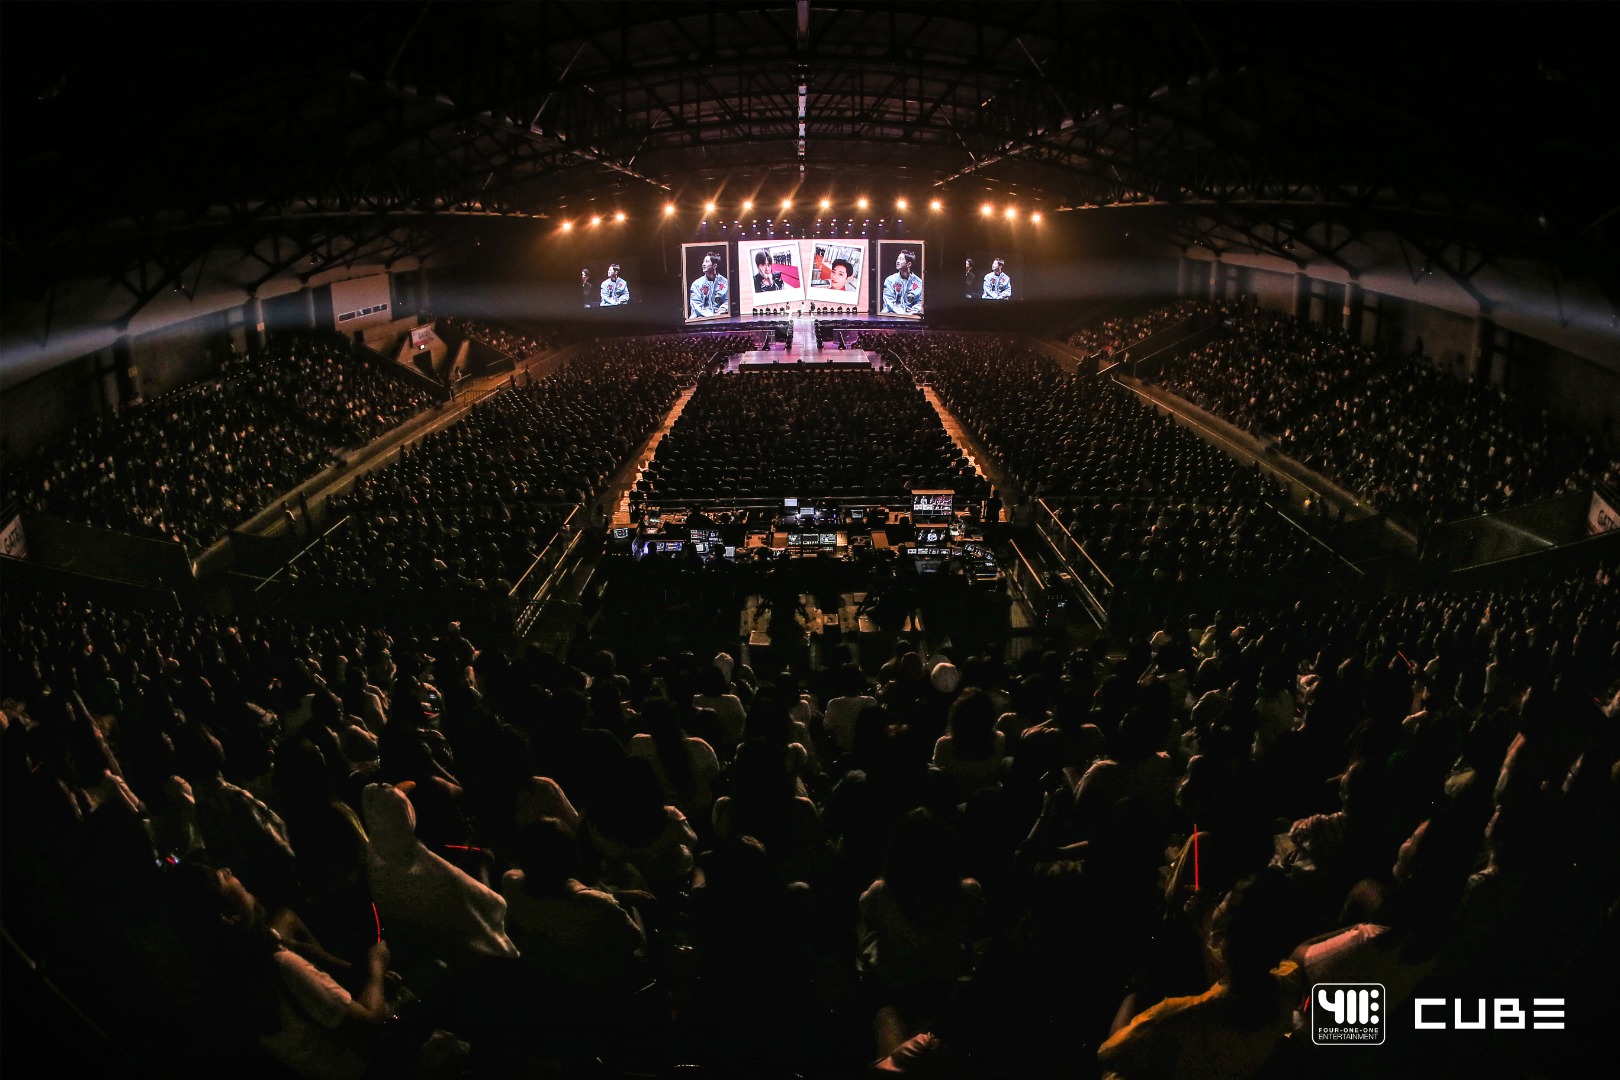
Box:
[2,332,434,552]
[435,315,556,358]
[296,337,713,592]
[5,548,1613,1078]
[1064,298,1209,357]
[1155,307,1617,520]
[639,369,986,501]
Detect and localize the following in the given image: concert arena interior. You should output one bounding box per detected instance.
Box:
[2,4,1616,1077]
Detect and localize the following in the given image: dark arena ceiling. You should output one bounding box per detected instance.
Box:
[2,1,1617,336]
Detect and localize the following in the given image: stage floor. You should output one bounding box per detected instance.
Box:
[688,311,922,327]
[705,314,891,371]
[728,349,884,372]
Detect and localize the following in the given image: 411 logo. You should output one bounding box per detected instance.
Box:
[1311,983,1385,1046]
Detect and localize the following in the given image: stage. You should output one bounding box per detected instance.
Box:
[717,315,898,371]
[729,350,884,371]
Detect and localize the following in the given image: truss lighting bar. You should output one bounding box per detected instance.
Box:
[797,81,808,174]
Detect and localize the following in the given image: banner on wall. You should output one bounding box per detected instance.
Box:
[0,513,26,560]
[1588,490,1618,537]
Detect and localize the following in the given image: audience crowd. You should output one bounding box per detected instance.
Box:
[292,338,715,595]
[1064,299,1208,359]
[4,317,1617,1079]
[4,550,1613,1077]
[879,332,1323,595]
[1155,307,1617,522]
[433,316,555,360]
[1055,497,1322,586]
[639,369,988,500]
[3,333,434,553]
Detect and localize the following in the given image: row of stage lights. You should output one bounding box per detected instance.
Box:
[558,198,1041,231]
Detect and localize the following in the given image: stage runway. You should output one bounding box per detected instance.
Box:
[727,349,884,372]
[720,316,890,371]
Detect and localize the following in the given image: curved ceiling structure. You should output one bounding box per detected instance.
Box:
[3,2,1617,339]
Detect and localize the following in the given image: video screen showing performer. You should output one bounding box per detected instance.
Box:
[742,242,806,314]
[982,257,1012,300]
[683,244,732,321]
[753,250,784,292]
[965,251,1020,304]
[877,242,924,317]
[599,263,630,306]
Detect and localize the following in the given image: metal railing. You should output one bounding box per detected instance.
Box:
[1265,500,1367,583]
[1033,498,1115,624]
[1004,536,1107,633]
[250,514,352,595]
[507,531,586,638]
[1004,539,1049,618]
[506,505,582,600]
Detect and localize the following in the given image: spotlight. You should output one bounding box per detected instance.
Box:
[857,197,869,210]
[1004,206,1017,220]
[742,199,753,212]
[1031,212,1042,223]
[561,221,573,232]
[820,198,831,210]
[781,198,792,210]
[981,203,993,216]
[590,215,602,226]
[896,198,908,211]
[704,201,717,214]
[930,199,943,211]
[614,211,626,222]
[663,203,676,216]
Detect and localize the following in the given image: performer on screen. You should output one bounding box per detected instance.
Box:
[964,257,976,298]
[753,250,784,292]
[882,250,923,315]
[580,268,593,308]
[599,264,630,306]
[828,258,855,292]
[689,253,729,318]
[982,258,1012,300]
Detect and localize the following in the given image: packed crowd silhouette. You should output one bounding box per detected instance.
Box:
[1153,307,1617,523]
[433,316,556,360]
[4,555,1613,1077]
[1064,299,1208,359]
[3,333,434,553]
[293,337,717,595]
[2,307,1615,1080]
[639,369,988,501]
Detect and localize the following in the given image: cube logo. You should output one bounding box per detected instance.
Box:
[1311,983,1385,1045]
